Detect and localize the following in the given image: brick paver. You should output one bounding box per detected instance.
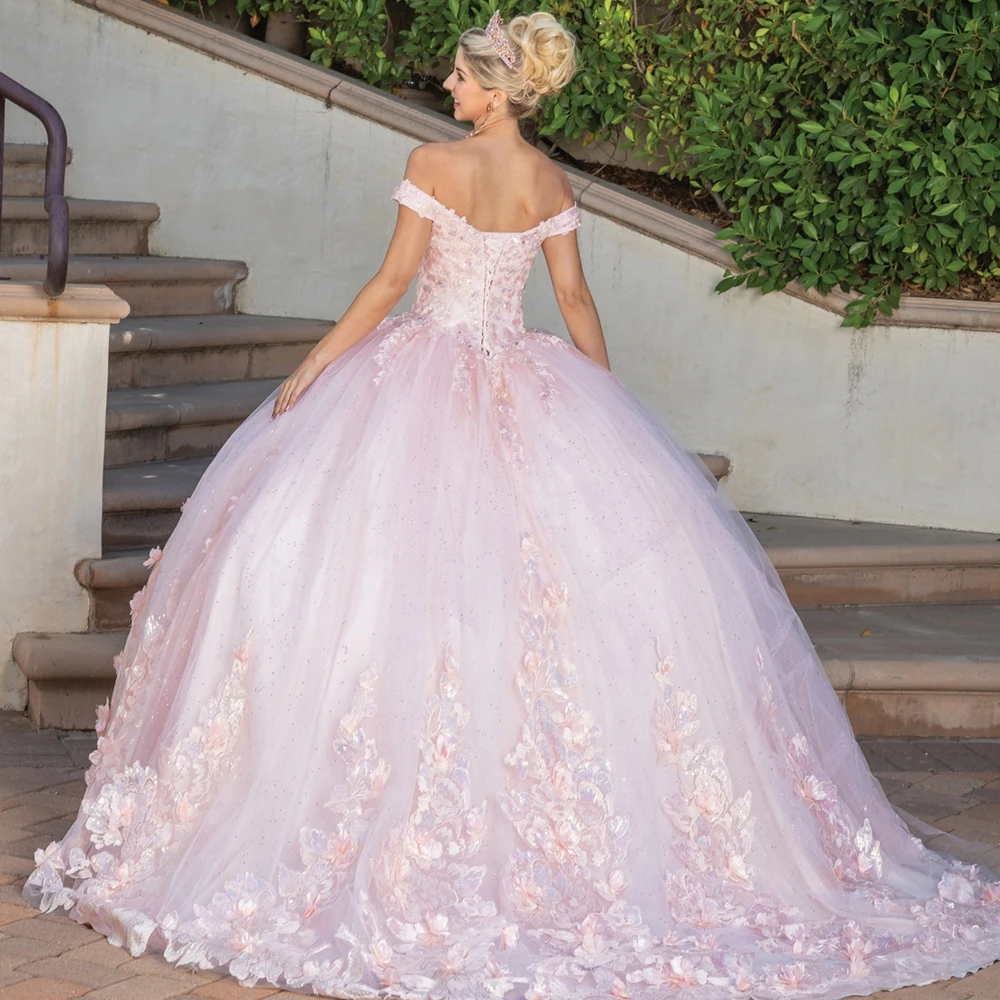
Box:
[190,984,281,999]
[2,710,1000,998]
[0,980,90,1000]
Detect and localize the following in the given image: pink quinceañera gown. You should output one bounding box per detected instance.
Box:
[24,177,1000,999]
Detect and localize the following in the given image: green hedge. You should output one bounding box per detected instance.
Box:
[174,0,1000,327]
[684,0,1000,325]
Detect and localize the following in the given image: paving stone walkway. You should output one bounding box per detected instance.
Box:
[1,710,1000,999]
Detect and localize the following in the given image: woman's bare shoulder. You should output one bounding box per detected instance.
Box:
[403,141,465,193]
[540,160,576,211]
[408,140,573,212]
[403,142,446,176]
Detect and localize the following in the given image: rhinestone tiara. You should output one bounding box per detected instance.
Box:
[485,10,518,69]
[484,10,533,86]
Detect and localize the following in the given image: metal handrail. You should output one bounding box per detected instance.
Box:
[0,72,69,297]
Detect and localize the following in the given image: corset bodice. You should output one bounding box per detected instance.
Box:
[391,178,581,356]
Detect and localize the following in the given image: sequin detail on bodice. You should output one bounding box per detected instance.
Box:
[390,178,581,356]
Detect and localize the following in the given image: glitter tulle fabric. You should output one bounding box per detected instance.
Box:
[24,176,1000,998]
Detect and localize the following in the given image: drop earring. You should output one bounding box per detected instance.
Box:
[467,96,498,139]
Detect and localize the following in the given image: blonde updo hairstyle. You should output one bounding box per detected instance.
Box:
[457,12,577,119]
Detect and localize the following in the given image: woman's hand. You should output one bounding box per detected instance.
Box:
[272,355,329,418]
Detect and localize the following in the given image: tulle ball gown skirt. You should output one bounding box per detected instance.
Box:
[22,180,1000,998]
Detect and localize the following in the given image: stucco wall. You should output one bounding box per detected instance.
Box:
[0,312,110,708]
[2,0,997,531]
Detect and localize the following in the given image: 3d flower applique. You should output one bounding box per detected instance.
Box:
[128,587,147,622]
[24,631,255,934]
[652,637,755,888]
[754,645,887,891]
[157,659,391,987]
[351,640,524,995]
[498,532,654,994]
[94,698,111,735]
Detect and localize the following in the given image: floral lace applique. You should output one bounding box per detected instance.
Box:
[93,489,247,786]
[26,630,253,944]
[160,662,391,985]
[372,314,423,387]
[346,641,525,998]
[450,341,477,400]
[754,648,885,891]
[749,644,1000,978]
[86,612,167,789]
[501,532,651,998]
[653,638,755,888]
[630,641,819,990]
[486,357,527,472]
[443,335,563,473]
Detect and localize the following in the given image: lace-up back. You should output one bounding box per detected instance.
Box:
[391,178,580,356]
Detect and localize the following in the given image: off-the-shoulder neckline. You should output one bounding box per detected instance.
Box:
[395,177,578,237]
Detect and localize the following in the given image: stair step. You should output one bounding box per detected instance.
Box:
[0,197,159,255]
[18,603,999,732]
[104,378,281,466]
[102,456,211,548]
[747,512,1000,605]
[108,314,329,388]
[76,549,152,591]
[75,549,150,630]
[12,631,124,729]
[800,603,1000,737]
[1,143,72,197]
[0,255,247,316]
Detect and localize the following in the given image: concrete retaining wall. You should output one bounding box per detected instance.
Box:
[0,286,127,708]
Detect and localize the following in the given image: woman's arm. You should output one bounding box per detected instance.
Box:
[541,195,610,371]
[272,147,436,417]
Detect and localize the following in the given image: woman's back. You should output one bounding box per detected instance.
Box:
[417,139,573,236]
[387,167,581,359]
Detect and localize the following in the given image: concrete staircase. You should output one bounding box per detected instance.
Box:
[2,142,327,725]
[4,142,999,735]
[746,514,1000,737]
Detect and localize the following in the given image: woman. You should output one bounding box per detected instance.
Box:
[25,10,1000,999]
